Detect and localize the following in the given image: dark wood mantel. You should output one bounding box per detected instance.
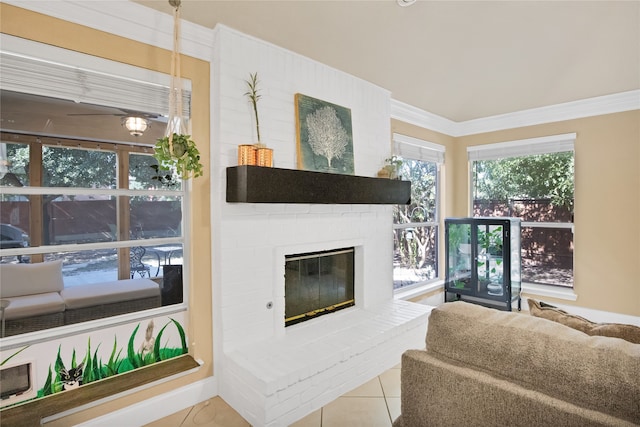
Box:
[226,166,411,205]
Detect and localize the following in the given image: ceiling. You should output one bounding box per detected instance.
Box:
[133,0,640,122]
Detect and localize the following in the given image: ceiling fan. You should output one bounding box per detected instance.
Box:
[67,108,162,136]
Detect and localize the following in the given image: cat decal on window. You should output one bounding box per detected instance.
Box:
[59,362,84,391]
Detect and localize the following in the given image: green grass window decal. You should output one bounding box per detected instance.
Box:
[34,318,187,399]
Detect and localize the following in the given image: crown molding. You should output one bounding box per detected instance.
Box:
[456,90,640,136]
[4,0,214,61]
[392,90,640,137]
[390,99,458,136]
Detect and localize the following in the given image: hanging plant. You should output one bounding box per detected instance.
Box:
[153,134,203,179]
[152,0,203,180]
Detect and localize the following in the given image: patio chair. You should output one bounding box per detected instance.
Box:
[129,246,161,278]
[130,246,151,278]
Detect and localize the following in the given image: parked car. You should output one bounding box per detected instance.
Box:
[0,223,29,262]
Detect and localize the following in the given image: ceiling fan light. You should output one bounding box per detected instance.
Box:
[123,116,149,136]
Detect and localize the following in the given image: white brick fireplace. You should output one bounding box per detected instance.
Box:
[211,26,431,426]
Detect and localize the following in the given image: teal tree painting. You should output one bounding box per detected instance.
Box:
[295,94,354,175]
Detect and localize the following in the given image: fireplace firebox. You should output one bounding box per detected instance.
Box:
[285,247,355,326]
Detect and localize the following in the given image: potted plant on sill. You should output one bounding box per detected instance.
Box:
[377,155,403,179]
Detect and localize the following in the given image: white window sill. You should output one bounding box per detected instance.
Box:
[521,282,577,301]
[394,280,444,301]
[0,304,188,351]
[394,281,577,304]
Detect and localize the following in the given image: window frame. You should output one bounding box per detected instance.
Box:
[392,134,444,296]
[467,133,576,298]
[0,134,185,252]
[0,36,193,345]
[0,133,189,336]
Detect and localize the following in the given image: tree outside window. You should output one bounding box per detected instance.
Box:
[472,151,574,287]
[393,158,439,289]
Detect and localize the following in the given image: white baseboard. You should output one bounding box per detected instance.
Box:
[414,291,640,327]
[71,376,218,427]
[522,298,640,327]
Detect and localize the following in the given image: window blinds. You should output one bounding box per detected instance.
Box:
[393,133,445,163]
[0,36,191,118]
[467,133,575,161]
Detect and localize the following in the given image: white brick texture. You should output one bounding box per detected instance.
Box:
[211,25,431,426]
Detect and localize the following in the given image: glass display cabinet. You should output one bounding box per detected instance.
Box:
[445,217,522,311]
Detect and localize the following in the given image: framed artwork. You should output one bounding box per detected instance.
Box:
[295,94,354,174]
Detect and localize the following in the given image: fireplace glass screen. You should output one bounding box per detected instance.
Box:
[285,247,355,326]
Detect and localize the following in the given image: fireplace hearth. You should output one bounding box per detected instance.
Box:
[285,247,355,326]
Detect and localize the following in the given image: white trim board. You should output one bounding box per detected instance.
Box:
[69,375,217,427]
[3,0,214,61]
[392,90,640,137]
[521,297,640,327]
[411,293,639,327]
[390,99,458,136]
[466,133,576,160]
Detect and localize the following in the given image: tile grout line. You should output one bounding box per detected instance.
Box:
[378,375,394,424]
[178,404,196,427]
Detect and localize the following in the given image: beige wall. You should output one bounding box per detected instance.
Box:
[394,111,640,317]
[1,4,213,424]
[2,2,638,422]
[458,111,640,316]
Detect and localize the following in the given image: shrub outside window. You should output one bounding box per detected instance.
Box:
[468,134,575,288]
[392,135,444,291]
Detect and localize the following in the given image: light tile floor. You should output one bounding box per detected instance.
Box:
[145,364,401,427]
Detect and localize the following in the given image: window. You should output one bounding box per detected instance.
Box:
[1,127,185,289]
[468,133,575,288]
[0,35,192,336]
[392,134,444,290]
